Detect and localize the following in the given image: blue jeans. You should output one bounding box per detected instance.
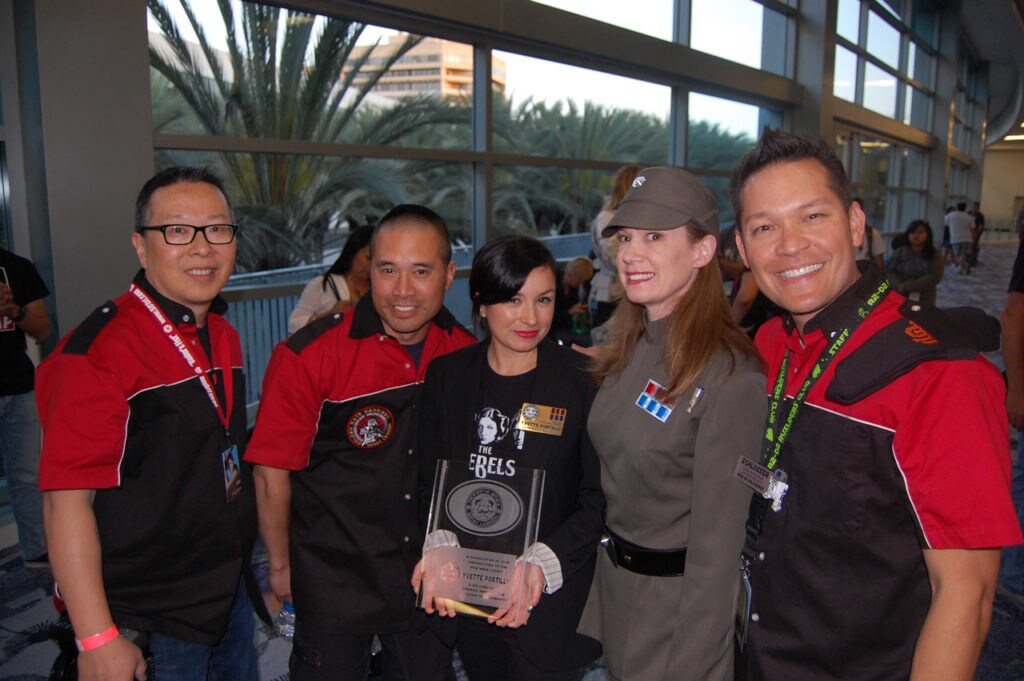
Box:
[0,391,45,559]
[999,433,1024,596]
[148,580,257,680]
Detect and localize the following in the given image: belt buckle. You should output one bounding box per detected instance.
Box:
[600,535,619,568]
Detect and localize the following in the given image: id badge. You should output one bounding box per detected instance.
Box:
[736,562,752,650]
[516,403,566,436]
[221,444,241,503]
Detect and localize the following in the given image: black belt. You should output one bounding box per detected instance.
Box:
[600,526,687,576]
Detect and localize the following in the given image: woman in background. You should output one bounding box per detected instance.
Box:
[578,167,765,681]
[414,235,604,681]
[287,224,373,333]
[885,219,944,306]
[589,165,642,329]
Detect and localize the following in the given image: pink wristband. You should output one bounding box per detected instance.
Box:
[76,625,120,652]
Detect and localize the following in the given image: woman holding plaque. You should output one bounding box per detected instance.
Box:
[412,235,604,681]
[577,167,766,681]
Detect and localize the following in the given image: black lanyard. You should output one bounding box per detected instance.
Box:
[761,278,890,471]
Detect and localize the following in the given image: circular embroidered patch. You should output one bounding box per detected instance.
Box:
[347,406,394,448]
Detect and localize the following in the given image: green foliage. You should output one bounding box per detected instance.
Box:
[150,0,756,271]
[149,0,463,271]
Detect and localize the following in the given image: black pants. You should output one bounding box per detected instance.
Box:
[289,622,453,681]
[456,617,585,681]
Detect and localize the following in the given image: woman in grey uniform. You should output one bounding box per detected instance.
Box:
[578,167,766,681]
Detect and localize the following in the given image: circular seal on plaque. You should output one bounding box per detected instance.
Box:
[346,406,394,448]
[445,480,523,536]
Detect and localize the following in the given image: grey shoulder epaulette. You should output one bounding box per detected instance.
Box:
[827,300,999,405]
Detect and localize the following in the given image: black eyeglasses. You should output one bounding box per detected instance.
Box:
[135,224,239,245]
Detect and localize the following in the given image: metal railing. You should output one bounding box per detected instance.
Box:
[221,232,592,421]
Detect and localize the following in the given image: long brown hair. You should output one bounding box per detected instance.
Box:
[604,165,643,212]
[591,224,761,401]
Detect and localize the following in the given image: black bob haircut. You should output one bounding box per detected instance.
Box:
[135,166,231,228]
[470,235,556,329]
[373,204,453,264]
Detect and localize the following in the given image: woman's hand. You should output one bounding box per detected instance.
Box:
[488,561,543,629]
[411,551,460,618]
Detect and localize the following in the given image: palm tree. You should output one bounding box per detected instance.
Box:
[149,0,467,270]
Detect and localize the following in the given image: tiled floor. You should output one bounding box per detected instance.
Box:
[1,241,1021,680]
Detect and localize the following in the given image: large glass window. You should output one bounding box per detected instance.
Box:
[866,11,900,69]
[690,0,764,69]
[149,7,476,151]
[863,63,897,118]
[833,0,936,132]
[530,0,673,41]
[836,0,860,44]
[834,47,856,102]
[493,52,670,162]
[687,93,759,170]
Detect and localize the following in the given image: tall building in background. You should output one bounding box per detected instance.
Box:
[346,34,506,100]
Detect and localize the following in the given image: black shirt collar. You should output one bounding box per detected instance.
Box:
[132,269,228,327]
[783,262,886,338]
[348,292,461,341]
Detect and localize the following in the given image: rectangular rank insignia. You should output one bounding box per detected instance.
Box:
[636,379,674,422]
[517,403,566,436]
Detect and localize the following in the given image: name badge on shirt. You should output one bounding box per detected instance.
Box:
[222,444,242,503]
[734,456,789,511]
[516,403,566,436]
[636,379,675,422]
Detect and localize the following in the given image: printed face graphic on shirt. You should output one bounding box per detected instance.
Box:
[475,407,510,446]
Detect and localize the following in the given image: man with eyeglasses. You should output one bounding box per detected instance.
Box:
[37,166,259,681]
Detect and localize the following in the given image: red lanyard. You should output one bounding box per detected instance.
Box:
[130,284,234,432]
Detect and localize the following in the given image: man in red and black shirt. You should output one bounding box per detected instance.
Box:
[247,205,475,681]
[731,130,1022,681]
[38,167,257,681]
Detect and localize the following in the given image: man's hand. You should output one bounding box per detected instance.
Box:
[269,562,292,607]
[77,635,147,681]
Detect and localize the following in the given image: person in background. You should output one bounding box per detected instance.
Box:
[287,223,373,334]
[247,205,476,681]
[720,225,777,338]
[851,197,885,268]
[38,166,258,681]
[944,201,975,275]
[731,128,1020,681]
[553,257,594,344]
[0,246,51,568]
[998,238,1024,616]
[414,235,604,681]
[968,201,985,269]
[578,166,766,681]
[590,165,642,329]
[884,219,944,306]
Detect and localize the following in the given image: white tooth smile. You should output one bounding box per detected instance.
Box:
[395,305,415,312]
[186,268,216,276]
[627,273,654,282]
[778,263,823,280]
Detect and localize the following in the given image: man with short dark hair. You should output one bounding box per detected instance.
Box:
[0,246,50,567]
[247,204,475,680]
[38,166,258,681]
[730,128,1021,681]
